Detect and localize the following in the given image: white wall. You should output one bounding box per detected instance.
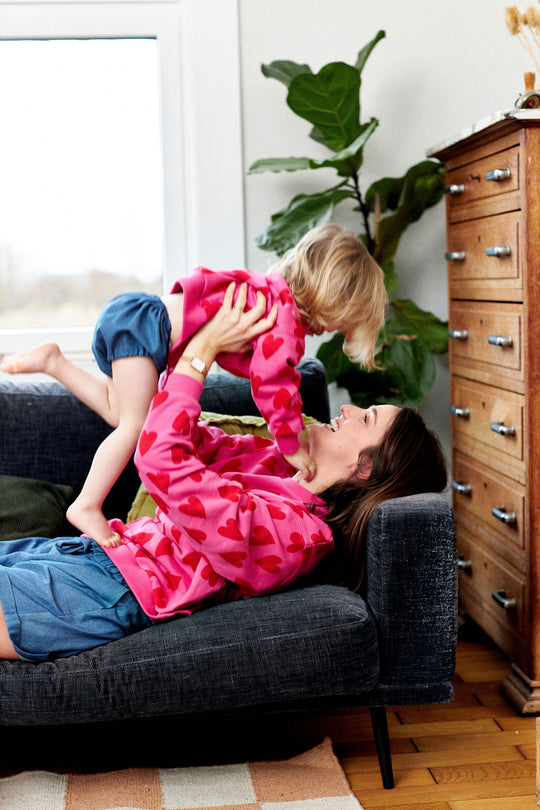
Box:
[238,0,528,464]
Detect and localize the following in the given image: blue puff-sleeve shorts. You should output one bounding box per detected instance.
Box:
[91,292,172,377]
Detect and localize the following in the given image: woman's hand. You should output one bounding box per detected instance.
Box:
[175,282,278,378]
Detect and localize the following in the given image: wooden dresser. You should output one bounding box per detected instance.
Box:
[431,112,540,713]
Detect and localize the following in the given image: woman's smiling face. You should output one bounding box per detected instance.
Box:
[303,403,400,492]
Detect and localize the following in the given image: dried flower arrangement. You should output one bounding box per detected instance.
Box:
[505,5,540,75]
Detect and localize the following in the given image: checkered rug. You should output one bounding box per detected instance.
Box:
[0,737,364,809]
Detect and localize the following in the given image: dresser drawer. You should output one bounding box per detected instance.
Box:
[448,301,523,386]
[450,376,524,476]
[446,145,520,222]
[457,531,525,640]
[446,211,522,300]
[451,450,525,555]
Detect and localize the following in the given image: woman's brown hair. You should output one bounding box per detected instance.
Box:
[316,407,448,592]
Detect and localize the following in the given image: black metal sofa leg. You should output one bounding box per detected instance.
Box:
[369,706,394,789]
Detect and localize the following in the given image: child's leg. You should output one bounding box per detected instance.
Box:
[66,356,159,547]
[1,342,119,427]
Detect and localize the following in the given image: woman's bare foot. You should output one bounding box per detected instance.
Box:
[66,500,124,548]
[1,342,64,376]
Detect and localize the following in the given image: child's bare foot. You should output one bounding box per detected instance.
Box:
[66,501,124,548]
[1,342,63,376]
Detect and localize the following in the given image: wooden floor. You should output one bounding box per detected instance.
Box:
[332,622,538,809]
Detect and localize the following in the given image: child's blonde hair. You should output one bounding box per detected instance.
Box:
[270,224,387,368]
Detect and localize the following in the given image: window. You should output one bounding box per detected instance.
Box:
[0,37,163,331]
[0,0,243,356]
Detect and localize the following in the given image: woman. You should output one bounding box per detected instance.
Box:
[0,284,447,661]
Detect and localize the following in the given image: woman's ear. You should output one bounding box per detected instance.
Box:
[354,458,373,480]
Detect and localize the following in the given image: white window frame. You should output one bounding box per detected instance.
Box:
[0,0,244,356]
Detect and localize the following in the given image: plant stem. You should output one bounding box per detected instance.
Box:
[349,168,374,254]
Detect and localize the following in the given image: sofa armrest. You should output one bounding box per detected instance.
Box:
[364,492,458,705]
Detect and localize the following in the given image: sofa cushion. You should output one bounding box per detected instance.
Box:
[0,475,74,541]
[0,584,379,725]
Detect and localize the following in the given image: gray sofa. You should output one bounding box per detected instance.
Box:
[0,358,457,788]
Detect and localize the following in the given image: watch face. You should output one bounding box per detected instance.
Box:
[191,357,205,373]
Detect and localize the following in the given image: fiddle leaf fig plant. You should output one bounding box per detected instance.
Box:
[249,30,448,407]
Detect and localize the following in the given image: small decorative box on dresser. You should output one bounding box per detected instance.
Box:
[430,111,540,714]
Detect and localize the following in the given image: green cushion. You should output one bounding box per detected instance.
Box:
[0,475,74,541]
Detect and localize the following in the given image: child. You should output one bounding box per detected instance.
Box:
[1,224,387,548]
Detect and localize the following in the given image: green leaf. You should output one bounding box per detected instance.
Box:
[390,299,449,354]
[255,185,354,255]
[249,157,315,174]
[317,326,437,408]
[380,258,399,298]
[287,62,362,152]
[248,119,378,177]
[370,161,446,265]
[261,60,312,88]
[354,30,386,75]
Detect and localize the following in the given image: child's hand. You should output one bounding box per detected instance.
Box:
[284,448,317,482]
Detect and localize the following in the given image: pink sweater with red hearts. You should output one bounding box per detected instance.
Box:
[103,374,334,620]
[166,268,309,456]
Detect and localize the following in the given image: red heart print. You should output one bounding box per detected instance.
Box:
[172,410,190,434]
[234,577,255,594]
[171,526,182,543]
[285,501,305,519]
[201,564,220,586]
[218,518,244,542]
[151,390,169,410]
[132,532,154,546]
[301,547,313,568]
[190,471,204,482]
[165,572,182,590]
[273,388,291,410]
[311,531,327,544]
[139,430,157,455]
[183,551,202,571]
[268,504,286,520]
[262,334,284,359]
[287,532,304,553]
[276,422,294,438]
[251,373,262,395]
[240,495,257,513]
[178,496,206,519]
[218,484,242,502]
[171,444,187,464]
[153,586,167,608]
[155,537,173,557]
[185,526,207,544]
[250,526,275,546]
[149,492,169,514]
[232,269,250,282]
[219,551,247,568]
[201,300,221,319]
[147,471,170,495]
[255,555,282,573]
[219,459,242,474]
[261,457,277,474]
[279,288,294,305]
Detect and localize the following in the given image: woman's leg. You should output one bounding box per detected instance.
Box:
[1,342,119,426]
[0,602,19,660]
[66,355,159,546]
